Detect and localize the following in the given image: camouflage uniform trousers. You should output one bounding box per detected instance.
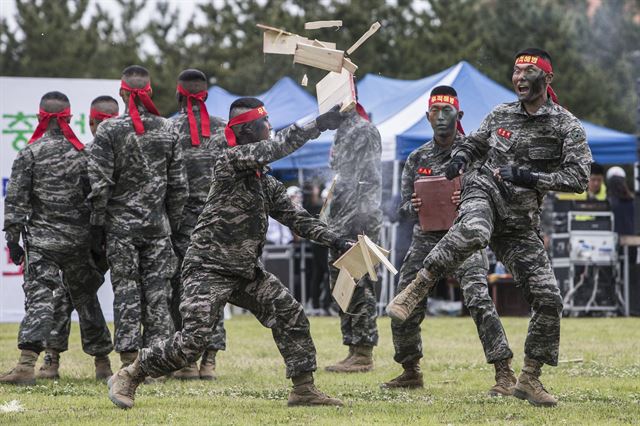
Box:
[107,233,176,353]
[422,190,562,366]
[171,221,226,352]
[45,259,113,356]
[328,228,380,348]
[391,229,513,365]
[18,247,113,356]
[140,264,316,379]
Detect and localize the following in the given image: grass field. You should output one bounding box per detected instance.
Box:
[1,316,639,425]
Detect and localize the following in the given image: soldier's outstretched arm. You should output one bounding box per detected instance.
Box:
[533,124,592,193]
[165,124,188,232]
[452,112,494,166]
[3,149,33,243]
[86,126,115,227]
[267,177,340,248]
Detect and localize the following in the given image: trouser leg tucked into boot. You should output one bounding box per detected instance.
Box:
[386,269,436,322]
[380,358,423,389]
[199,350,217,380]
[0,350,39,386]
[288,373,343,407]
[95,355,113,381]
[488,358,516,397]
[514,357,557,407]
[36,350,60,380]
[326,345,373,373]
[324,346,355,372]
[119,351,138,369]
[108,356,146,410]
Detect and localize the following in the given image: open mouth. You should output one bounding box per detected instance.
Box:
[517,85,530,96]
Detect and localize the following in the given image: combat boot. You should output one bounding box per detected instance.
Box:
[386,269,436,322]
[324,346,355,372]
[107,357,146,409]
[0,350,38,386]
[199,350,217,380]
[36,350,60,380]
[488,358,517,397]
[380,359,424,389]
[173,362,200,381]
[326,345,373,373]
[119,351,138,369]
[95,355,113,381]
[288,373,343,407]
[513,357,557,407]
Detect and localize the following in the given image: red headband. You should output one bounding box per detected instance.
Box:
[515,55,558,104]
[120,81,160,134]
[177,85,211,147]
[355,103,370,122]
[29,107,84,150]
[428,94,465,135]
[224,106,268,147]
[90,109,117,122]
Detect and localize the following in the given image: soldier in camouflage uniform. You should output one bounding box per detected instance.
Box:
[1,92,113,385]
[37,96,120,381]
[325,94,382,373]
[169,69,227,381]
[107,98,352,409]
[387,49,592,406]
[380,86,515,395]
[87,66,188,369]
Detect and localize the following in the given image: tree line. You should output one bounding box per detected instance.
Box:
[1,0,639,133]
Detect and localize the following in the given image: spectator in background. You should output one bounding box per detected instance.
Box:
[586,163,607,201]
[606,167,635,236]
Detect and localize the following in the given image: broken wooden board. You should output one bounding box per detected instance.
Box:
[361,234,398,275]
[346,21,381,55]
[358,235,378,281]
[294,43,344,73]
[305,20,343,30]
[333,234,397,281]
[316,67,356,114]
[258,24,335,55]
[301,74,308,87]
[342,57,358,73]
[332,268,357,312]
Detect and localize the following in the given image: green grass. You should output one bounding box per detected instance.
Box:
[1,316,639,425]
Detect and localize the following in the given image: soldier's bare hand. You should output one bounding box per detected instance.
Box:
[451,190,461,206]
[411,193,422,211]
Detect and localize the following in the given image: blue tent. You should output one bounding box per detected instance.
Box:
[269,61,638,169]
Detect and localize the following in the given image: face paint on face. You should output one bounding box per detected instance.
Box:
[512,64,547,104]
[238,116,272,145]
[427,103,458,144]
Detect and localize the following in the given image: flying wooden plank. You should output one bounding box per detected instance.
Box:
[257,24,335,55]
[305,20,343,30]
[294,43,345,73]
[358,235,378,281]
[316,68,356,114]
[300,74,308,87]
[346,21,381,55]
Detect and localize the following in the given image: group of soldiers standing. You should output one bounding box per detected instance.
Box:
[2,46,592,410]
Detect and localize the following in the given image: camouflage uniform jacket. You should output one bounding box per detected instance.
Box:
[327,111,382,237]
[86,107,188,237]
[168,109,227,229]
[399,133,466,244]
[185,124,340,280]
[4,129,92,251]
[453,99,592,227]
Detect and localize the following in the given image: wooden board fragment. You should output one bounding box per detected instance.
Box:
[305,20,343,30]
[258,24,336,55]
[346,21,381,55]
[358,235,378,281]
[342,57,358,73]
[316,68,356,114]
[362,235,398,275]
[301,74,308,87]
[332,268,357,312]
[333,240,370,280]
[294,43,345,73]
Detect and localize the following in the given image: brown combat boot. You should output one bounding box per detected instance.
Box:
[324,346,354,372]
[513,357,558,407]
[172,362,200,381]
[386,269,436,322]
[199,350,217,380]
[380,359,424,389]
[0,350,38,386]
[36,350,60,380]
[95,355,113,381]
[488,358,517,397]
[107,357,146,409]
[288,373,343,407]
[119,351,138,369]
[326,345,373,373]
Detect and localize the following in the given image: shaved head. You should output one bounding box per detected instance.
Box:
[121,65,151,89]
[91,95,119,115]
[177,68,208,93]
[40,91,70,113]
